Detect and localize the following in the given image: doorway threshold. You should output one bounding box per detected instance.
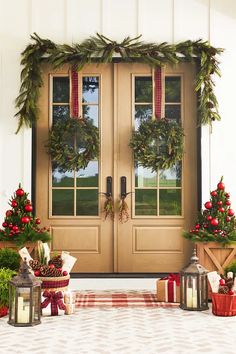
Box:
[71,273,171,278]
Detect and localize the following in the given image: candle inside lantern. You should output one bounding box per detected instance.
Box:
[192,279,197,308]
[186,288,193,308]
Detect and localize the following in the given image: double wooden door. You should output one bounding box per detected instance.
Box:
[36,62,197,273]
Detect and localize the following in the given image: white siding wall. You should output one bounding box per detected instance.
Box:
[0,0,235,219]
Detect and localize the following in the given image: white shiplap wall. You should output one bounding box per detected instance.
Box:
[0,0,236,220]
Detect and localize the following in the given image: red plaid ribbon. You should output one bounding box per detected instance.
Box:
[70,64,79,118]
[41,290,66,316]
[154,67,162,119]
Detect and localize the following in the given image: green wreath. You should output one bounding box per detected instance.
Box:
[129,118,184,172]
[46,118,99,172]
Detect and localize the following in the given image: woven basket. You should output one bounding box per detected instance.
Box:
[212,293,236,316]
[37,275,70,292]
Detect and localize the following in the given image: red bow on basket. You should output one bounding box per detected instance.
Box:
[41,290,66,316]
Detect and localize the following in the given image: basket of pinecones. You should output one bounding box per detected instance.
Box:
[29,254,70,291]
[212,276,236,316]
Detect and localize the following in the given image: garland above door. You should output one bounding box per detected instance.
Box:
[15,33,223,133]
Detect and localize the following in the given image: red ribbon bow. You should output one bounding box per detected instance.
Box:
[41,290,66,316]
[162,273,180,286]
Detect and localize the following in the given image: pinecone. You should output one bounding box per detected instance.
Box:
[218,285,229,294]
[225,278,234,290]
[48,255,63,269]
[40,265,62,277]
[29,259,41,271]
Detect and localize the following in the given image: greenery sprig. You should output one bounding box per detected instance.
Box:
[15,33,223,132]
[130,118,184,172]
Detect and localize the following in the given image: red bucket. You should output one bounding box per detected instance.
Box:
[212,293,236,316]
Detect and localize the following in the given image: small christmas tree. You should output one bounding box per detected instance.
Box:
[184,177,236,244]
[0,184,50,246]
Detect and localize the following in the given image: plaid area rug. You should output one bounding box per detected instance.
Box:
[75,290,179,308]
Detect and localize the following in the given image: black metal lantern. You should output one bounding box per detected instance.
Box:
[180,248,208,311]
[8,258,42,326]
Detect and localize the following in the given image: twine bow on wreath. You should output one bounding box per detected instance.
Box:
[45,117,99,172]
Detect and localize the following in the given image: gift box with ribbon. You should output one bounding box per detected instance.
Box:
[41,290,66,316]
[156,274,180,303]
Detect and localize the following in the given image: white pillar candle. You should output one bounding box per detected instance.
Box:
[186,288,193,308]
[192,290,197,308]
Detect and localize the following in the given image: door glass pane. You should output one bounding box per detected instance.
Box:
[82,77,99,103]
[135,165,157,187]
[76,161,99,187]
[52,190,74,215]
[165,77,181,103]
[52,169,74,187]
[135,104,152,129]
[83,105,98,127]
[53,77,69,103]
[159,162,182,187]
[159,189,181,215]
[135,189,157,215]
[53,105,70,124]
[76,190,98,216]
[165,105,181,122]
[135,77,152,102]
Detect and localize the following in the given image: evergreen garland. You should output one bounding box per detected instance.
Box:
[130,118,184,172]
[15,33,223,132]
[46,117,99,172]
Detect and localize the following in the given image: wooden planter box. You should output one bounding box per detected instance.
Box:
[196,242,236,274]
[0,241,38,257]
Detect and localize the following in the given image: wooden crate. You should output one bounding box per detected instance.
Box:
[196,242,236,274]
[0,241,38,258]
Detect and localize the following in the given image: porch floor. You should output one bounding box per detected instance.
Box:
[0,279,235,354]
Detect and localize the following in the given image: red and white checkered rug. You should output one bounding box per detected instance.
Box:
[75,290,179,308]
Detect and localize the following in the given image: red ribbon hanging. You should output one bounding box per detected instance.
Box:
[41,290,66,316]
[154,67,162,119]
[70,64,79,118]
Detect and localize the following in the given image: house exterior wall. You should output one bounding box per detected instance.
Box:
[0,0,235,220]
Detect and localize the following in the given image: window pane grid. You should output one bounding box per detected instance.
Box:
[51,76,100,217]
[133,75,182,216]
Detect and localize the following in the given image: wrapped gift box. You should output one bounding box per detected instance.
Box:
[156,274,180,303]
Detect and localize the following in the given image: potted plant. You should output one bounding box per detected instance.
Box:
[0,184,50,254]
[0,268,16,317]
[184,177,236,273]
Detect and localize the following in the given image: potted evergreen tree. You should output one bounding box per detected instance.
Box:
[184,177,236,273]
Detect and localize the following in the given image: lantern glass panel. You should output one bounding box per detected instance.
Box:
[16,287,31,324]
[9,284,15,321]
[33,286,40,321]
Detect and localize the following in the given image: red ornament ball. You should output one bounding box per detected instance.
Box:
[12,226,19,232]
[6,210,13,217]
[49,264,55,269]
[8,223,13,229]
[35,218,41,225]
[228,209,235,217]
[225,200,231,206]
[16,188,24,197]
[217,182,225,190]
[218,207,225,213]
[195,224,200,229]
[219,278,225,286]
[34,270,41,277]
[21,216,30,224]
[226,216,231,222]
[211,190,217,197]
[211,218,219,227]
[217,201,223,206]
[225,193,230,198]
[63,271,68,276]
[228,290,235,296]
[11,200,18,208]
[205,201,212,209]
[24,204,33,212]
[207,215,212,221]
[2,222,8,228]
